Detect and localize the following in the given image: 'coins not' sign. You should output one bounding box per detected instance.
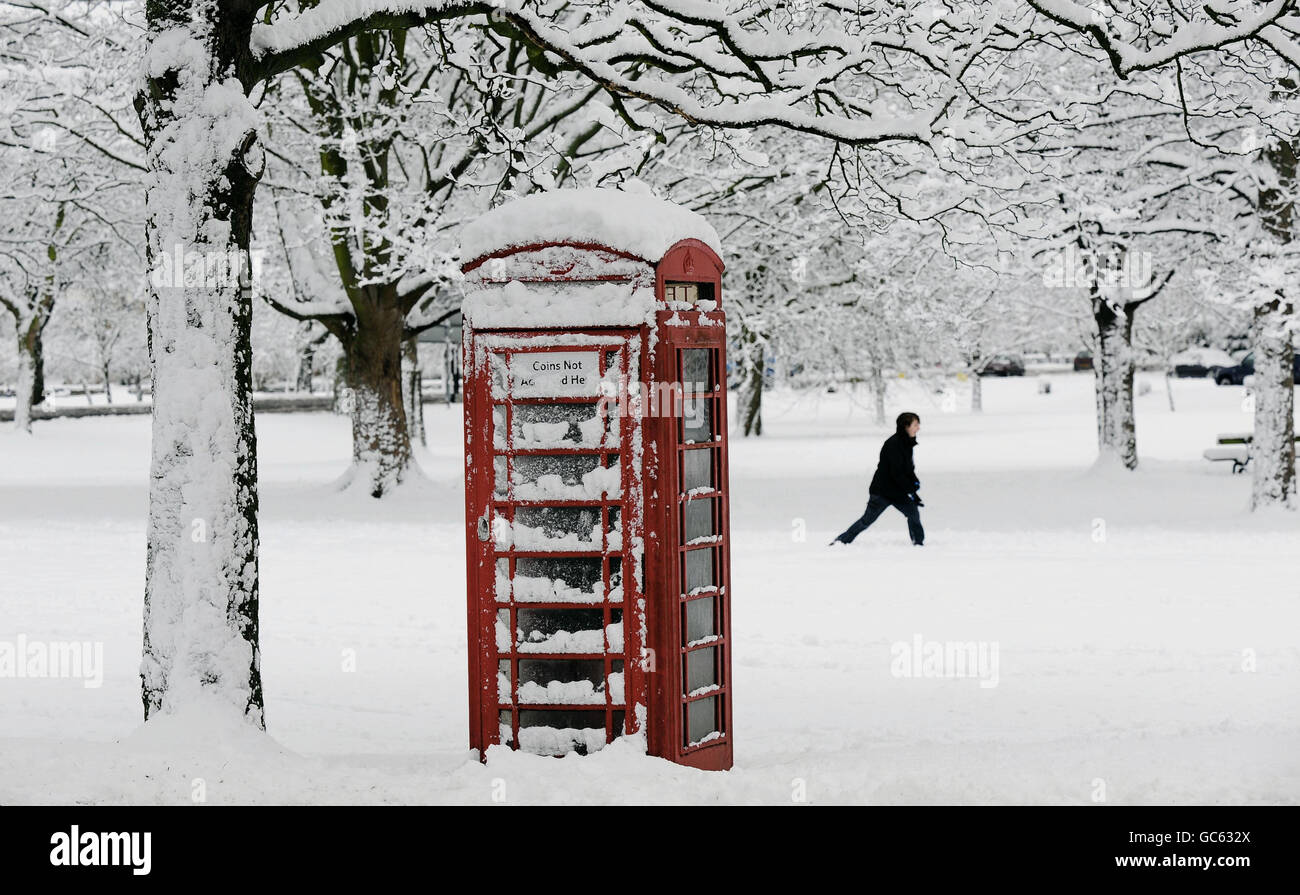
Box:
[511,351,600,398]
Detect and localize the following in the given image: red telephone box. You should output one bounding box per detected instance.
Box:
[459,189,733,770]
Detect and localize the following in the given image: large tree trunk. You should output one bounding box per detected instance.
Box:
[1250,300,1295,508]
[12,316,46,433]
[136,2,264,726]
[341,302,411,497]
[402,335,425,447]
[738,322,763,437]
[1250,107,1297,509]
[1093,295,1138,470]
[295,323,325,393]
[970,363,983,413]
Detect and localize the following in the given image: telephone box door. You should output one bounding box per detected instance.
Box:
[465,330,646,757]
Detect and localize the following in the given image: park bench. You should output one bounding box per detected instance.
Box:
[1203,445,1250,474]
[1203,432,1300,474]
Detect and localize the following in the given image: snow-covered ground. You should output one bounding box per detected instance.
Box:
[1,371,1297,804]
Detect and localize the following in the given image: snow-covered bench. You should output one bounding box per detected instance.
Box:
[1214,432,1252,445]
[1203,446,1249,474]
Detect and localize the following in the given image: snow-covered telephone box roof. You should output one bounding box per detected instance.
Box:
[459,187,722,267]
[458,188,724,330]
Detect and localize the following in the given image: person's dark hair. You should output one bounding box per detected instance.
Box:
[896,412,920,431]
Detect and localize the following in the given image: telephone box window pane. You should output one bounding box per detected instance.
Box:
[495,558,510,602]
[496,609,512,651]
[513,454,619,500]
[499,710,513,745]
[682,396,713,443]
[684,596,716,644]
[513,506,601,550]
[682,448,713,492]
[516,608,605,653]
[518,710,607,755]
[518,659,607,704]
[608,609,624,651]
[512,402,613,448]
[498,660,512,702]
[492,406,506,450]
[686,647,718,695]
[513,557,603,602]
[682,349,714,392]
[684,498,716,543]
[687,696,720,746]
[606,506,622,551]
[684,548,715,594]
[608,557,624,603]
[493,456,508,497]
[611,710,626,737]
[489,352,508,399]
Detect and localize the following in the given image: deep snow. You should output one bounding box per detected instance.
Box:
[1,371,1297,804]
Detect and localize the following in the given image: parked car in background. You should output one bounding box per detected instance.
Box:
[1171,346,1235,378]
[1073,351,1093,371]
[1215,350,1300,385]
[979,354,1025,377]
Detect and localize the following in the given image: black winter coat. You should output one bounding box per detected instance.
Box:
[868,430,920,501]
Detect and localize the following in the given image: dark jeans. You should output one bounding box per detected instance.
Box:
[835,494,924,545]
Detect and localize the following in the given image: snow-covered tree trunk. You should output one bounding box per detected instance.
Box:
[295,323,322,393]
[1249,125,1297,510]
[402,335,425,448]
[1093,294,1137,470]
[969,359,983,413]
[102,358,114,404]
[870,363,887,425]
[13,324,40,433]
[6,240,57,433]
[340,304,411,497]
[12,312,49,433]
[136,4,264,726]
[737,322,763,437]
[1250,299,1295,508]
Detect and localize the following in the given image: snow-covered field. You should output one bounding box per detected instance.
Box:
[1,371,1298,804]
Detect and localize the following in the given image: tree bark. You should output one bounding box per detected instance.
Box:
[870,362,887,425]
[738,322,763,437]
[12,315,47,433]
[402,335,425,447]
[340,301,411,497]
[970,362,983,413]
[295,323,325,393]
[1249,99,1297,509]
[1093,293,1138,470]
[1250,299,1295,508]
[136,0,264,726]
[103,358,114,404]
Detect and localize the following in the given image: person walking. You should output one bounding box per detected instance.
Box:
[832,411,925,546]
